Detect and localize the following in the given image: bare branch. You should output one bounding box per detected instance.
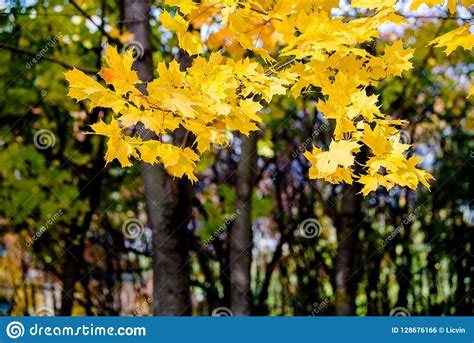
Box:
[69,0,119,45]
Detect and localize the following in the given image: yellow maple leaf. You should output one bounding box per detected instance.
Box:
[178,31,204,56]
[137,141,199,182]
[358,174,386,195]
[352,0,396,9]
[304,140,360,184]
[410,0,443,11]
[362,125,391,156]
[165,0,197,15]
[90,118,134,167]
[429,24,474,56]
[98,45,140,95]
[383,40,415,77]
[120,108,181,134]
[160,10,188,32]
[64,68,126,112]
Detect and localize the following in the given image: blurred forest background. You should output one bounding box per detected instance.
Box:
[0,0,472,316]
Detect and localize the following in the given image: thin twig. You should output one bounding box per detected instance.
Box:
[69,0,119,44]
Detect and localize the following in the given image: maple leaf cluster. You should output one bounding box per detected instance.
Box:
[66,46,293,182]
[65,0,472,194]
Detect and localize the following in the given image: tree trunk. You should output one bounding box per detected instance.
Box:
[124,0,192,315]
[334,185,363,315]
[58,256,77,315]
[230,133,258,315]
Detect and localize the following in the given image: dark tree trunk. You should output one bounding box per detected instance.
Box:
[124,0,192,315]
[396,212,413,311]
[366,252,383,315]
[454,223,471,315]
[334,185,363,315]
[58,257,76,316]
[230,133,258,315]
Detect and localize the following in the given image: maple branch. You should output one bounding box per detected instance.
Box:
[0,44,98,74]
[402,14,474,21]
[265,56,296,76]
[344,13,474,21]
[181,130,190,147]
